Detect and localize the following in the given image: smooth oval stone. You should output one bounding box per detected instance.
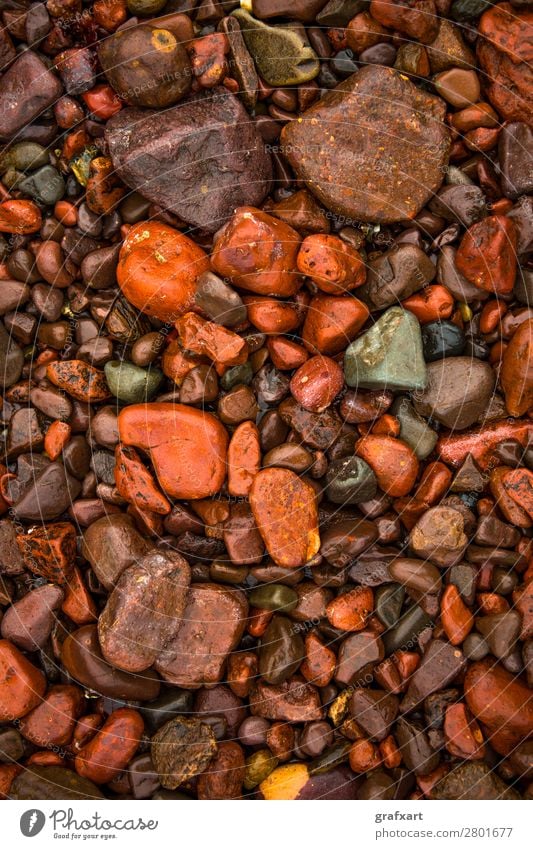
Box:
[98,24,191,109]
[1,585,64,651]
[325,455,377,504]
[282,64,450,224]
[12,462,82,521]
[104,360,163,403]
[249,584,299,612]
[383,604,433,655]
[344,307,427,391]
[195,271,247,328]
[391,396,438,460]
[118,403,228,500]
[401,640,467,712]
[375,583,406,630]
[462,632,490,661]
[250,468,320,568]
[320,518,378,569]
[61,625,161,700]
[389,557,442,596]
[410,506,468,568]
[422,321,466,361]
[232,10,319,86]
[413,356,496,430]
[0,51,63,141]
[140,690,194,734]
[259,615,304,685]
[10,766,104,800]
[0,321,23,388]
[1,142,49,172]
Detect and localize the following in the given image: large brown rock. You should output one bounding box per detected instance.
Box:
[155,584,248,688]
[281,65,450,224]
[0,51,63,141]
[106,89,272,233]
[477,2,533,126]
[98,550,191,673]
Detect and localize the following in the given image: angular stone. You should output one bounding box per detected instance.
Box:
[432,762,520,800]
[106,89,272,234]
[413,356,496,430]
[282,65,450,224]
[344,307,427,392]
[232,10,319,86]
[155,584,248,688]
[250,677,323,722]
[358,244,436,311]
[401,640,467,713]
[0,51,63,141]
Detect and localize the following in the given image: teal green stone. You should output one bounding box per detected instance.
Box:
[104,360,163,403]
[18,165,65,205]
[344,306,427,392]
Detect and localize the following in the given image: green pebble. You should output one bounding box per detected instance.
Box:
[249,583,299,612]
[232,9,319,86]
[258,615,304,685]
[375,583,406,630]
[451,0,492,22]
[383,603,433,655]
[104,360,164,403]
[244,750,278,790]
[391,396,438,460]
[0,142,49,174]
[221,362,253,391]
[127,0,166,14]
[325,455,377,504]
[344,306,427,392]
[18,165,65,205]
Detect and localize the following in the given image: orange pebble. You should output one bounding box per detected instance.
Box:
[349,738,381,772]
[114,444,171,515]
[0,199,42,234]
[44,420,71,461]
[479,299,507,334]
[296,233,366,294]
[300,632,336,687]
[61,566,98,625]
[326,586,373,632]
[402,284,454,323]
[267,336,308,370]
[440,584,474,646]
[227,420,261,497]
[379,735,402,769]
[54,200,78,226]
[82,84,123,119]
[355,435,419,497]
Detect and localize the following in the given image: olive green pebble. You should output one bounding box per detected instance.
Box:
[391,396,438,460]
[382,603,433,655]
[232,9,319,86]
[244,750,279,790]
[221,362,253,391]
[375,583,406,630]
[127,0,166,15]
[104,360,164,403]
[325,455,377,504]
[18,165,65,205]
[249,583,299,612]
[0,142,49,174]
[209,562,249,584]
